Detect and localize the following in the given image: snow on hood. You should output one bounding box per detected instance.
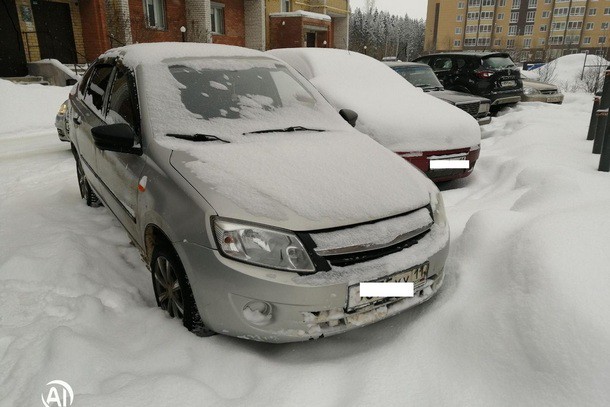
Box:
[268,48,481,152]
[166,131,435,231]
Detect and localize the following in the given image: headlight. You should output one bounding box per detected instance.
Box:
[523,86,540,95]
[57,102,68,116]
[430,192,447,227]
[478,102,490,114]
[213,218,315,273]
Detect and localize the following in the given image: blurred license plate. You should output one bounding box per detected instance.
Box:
[548,96,562,102]
[501,80,516,87]
[347,263,429,311]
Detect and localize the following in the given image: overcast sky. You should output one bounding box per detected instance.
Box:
[349,0,428,20]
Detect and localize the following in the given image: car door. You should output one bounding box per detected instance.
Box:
[430,56,454,87]
[95,65,146,241]
[71,63,114,192]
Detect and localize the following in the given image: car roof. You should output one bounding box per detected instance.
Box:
[100,42,269,69]
[384,61,430,68]
[419,52,511,59]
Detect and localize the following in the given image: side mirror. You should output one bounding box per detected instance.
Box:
[339,109,358,127]
[91,123,140,154]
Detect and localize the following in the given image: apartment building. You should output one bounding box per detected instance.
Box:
[0,0,348,77]
[425,0,610,61]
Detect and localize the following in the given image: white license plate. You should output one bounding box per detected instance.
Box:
[547,96,562,102]
[501,80,516,88]
[347,263,429,311]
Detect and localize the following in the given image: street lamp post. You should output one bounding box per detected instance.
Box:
[180,26,186,42]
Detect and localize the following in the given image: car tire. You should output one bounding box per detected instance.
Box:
[74,153,102,207]
[151,242,215,337]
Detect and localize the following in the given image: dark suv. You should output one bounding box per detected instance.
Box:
[414,52,522,109]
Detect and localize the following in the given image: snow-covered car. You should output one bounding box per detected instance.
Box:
[386,61,492,125]
[268,48,481,183]
[520,75,564,104]
[68,43,450,343]
[55,100,70,142]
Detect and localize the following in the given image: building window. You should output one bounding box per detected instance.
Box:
[549,36,564,44]
[509,25,517,35]
[538,38,545,45]
[605,8,610,16]
[281,0,290,12]
[544,0,550,3]
[499,0,506,6]
[542,10,550,18]
[552,22,566,31]
[480,24,492,32]
[540,24,547,32]
[482,0,495,6]
[466,25,478,33]
[524,25,533,35]
[602,22,610,30]
[565,35,580,44]
[496,26,503,33]
[526,10,535,22]
[464,38,477,46]
[553,7,568,16]
[478,37,491,46]
[507,38,515,48]
[454,40,462,46]
[468,0,481,6]
[528,0,537,8]
[211,2,225,34]
[481,11,494,19]
[586,22,594,30]
[458,2,465,9]
[570,6,585,16]
[510,11,518,22]
[456,27,462,34]
[589,8,597,16]
[583,37,591,44]
[523,38,532,48]
[494,39,502,46]
[497,13,504,19]
[457,15,463,21]
[144,0,166,29]
[467,12,479,20]
[512,0,520,9]
[567,21,582,30]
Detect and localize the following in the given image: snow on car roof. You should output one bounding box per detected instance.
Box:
[101,42,270,69]
[268,48,481,152]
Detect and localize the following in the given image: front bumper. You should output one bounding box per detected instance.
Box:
[174,223,450,343]
[522,93,564,104]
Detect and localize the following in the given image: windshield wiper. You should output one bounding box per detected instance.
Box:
[166,133,230,143]
[243,126,326,135]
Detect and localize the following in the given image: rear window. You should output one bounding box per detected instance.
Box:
[482,56,516,69]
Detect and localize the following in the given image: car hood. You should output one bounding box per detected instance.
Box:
[429,89,488,104]
[522,80,558,91]
[167,130,434,232]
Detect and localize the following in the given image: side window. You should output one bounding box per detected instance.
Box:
[455,58,467,70]
[433,57,453,71]
[85,65,114,114]
[106,69,137,129]
[78,66,94,96]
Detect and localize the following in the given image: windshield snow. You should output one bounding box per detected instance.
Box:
[139,57,349,140]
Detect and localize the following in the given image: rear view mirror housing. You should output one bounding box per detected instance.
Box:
[339,109,358,127]
[91,123,141,154]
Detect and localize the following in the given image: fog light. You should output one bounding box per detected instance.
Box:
[243,301,273,326]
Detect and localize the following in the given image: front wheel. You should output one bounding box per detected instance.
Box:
[151,242,215,337]
[75,155,102,207]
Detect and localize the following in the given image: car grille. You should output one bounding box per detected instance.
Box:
[455,102,480,117]
[540,89,558,95]
[306,205,433,268]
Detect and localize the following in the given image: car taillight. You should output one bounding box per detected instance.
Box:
[475,70,494,79]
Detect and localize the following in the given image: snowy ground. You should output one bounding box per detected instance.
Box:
[1,79,610,406]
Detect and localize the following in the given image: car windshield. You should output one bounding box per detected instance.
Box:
[392,65,443,89]
[482,56,516,69]
[140,57,350,140]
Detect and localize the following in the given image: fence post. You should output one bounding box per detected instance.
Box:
[587,92,602,140]
[592,69,610,154]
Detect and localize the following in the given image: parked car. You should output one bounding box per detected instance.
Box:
[414,52,523,109]
[268,48,481,182]
[386,61,491,125]
[55,100,70,142]
[68,43,450,343]
[520,75,564,104]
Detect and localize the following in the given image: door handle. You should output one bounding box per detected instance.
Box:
[73,114,82,125]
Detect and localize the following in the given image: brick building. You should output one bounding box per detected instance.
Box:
[0,0,349,77]
[424,0,610,61]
